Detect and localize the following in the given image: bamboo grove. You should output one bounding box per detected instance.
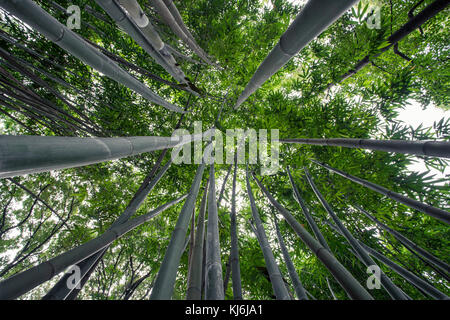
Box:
[0,0,449,300]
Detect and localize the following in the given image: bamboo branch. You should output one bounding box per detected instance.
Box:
[327,0,449,89]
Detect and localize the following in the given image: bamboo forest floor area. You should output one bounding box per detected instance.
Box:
[0,0,449,303]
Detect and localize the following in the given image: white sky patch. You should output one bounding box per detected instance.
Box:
[397,100,448,129]
[396,100,450,178]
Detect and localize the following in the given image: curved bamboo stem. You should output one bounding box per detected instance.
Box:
[0,131,209,179]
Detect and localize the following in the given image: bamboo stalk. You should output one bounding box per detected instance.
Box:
[304,168,409,300]
[186,179,209,299]
[0,0,185,113]
[286,166,331,251]
[0,195,187,300]
[230,159,243,299]
[273,214,308,300]
[246,165,291,300]
[311,159,450,225]
[353,203,450,279]
[252,171,373,300]
[0,131,209,178]
[150,162,207,299]
[205,164,225,300]
[280,138,450,159]
[234,0,358,109]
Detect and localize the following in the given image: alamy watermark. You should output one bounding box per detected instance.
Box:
[171,122,279,175]
[351,1,382,30]
[366,265,381,289]
[66,264,81,290]
[66,5,81,30]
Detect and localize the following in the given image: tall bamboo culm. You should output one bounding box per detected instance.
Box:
[205,164,225,300]
[150,163,206,299]
[251,171,373,300]
[230,159,243,299]
[311,160,450,225]
[273,214,308,300]
[246,166,291,300]
[186,179,209,299]
[280,138,450,158]
[304,168,408,300]
[0,131,208,179]
[234,0,358,108]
